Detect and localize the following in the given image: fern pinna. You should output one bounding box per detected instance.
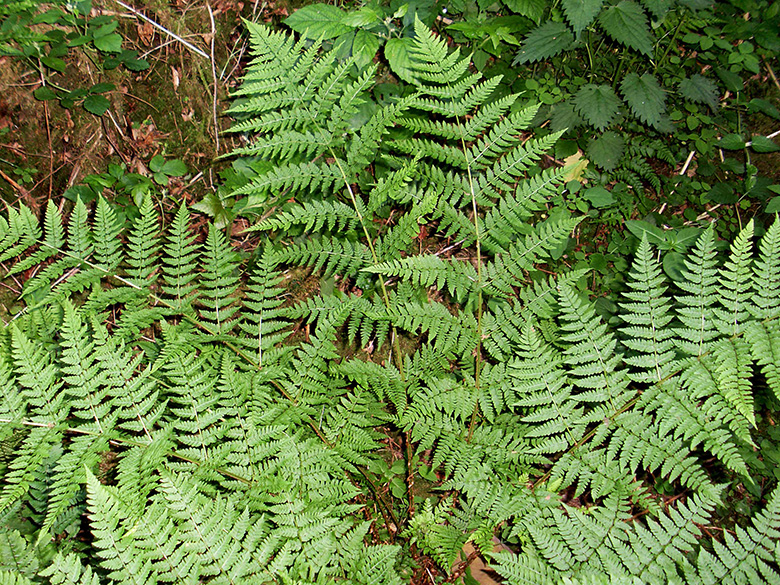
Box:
[1,18,779,585]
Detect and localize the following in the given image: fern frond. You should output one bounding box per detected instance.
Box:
[197,224,241,336]
[674,225,720,356]
[750,216,780,319]
[713,219,754,337]
[273,236,372,278]
[160,203,200,313]
[619,235,676,383]
[688,485,780,585]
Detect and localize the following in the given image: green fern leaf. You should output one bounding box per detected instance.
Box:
[40,552,105,585]
[713,219,754,337]
[619,235,676,383]
[674,225,720,356]
[746,320,780,402]
[620,73,666,128]
[750,215,780,319]
[688,485,780,585]
[160,203,200,313]
[574,84,622,131]
[85,468,154,585]
[598,0,653,55]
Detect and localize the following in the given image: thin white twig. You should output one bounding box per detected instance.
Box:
[207,3,220,160]
[112,0,210,61]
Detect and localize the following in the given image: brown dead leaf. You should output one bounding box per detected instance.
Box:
[138,21,155,46]
[171,66,180,91]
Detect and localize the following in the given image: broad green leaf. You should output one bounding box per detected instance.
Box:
[41,56,66,72]
[93,32,122,53]
[284,4,352,39]
[514,21,574,64]
[89,82,115,94]
[34,87,59,101]
[562,0,603,36]
[620,72,666,128]
[750,136,780,153]
[342,6,382,27]
[719,134,745,150]
[574,83,621,130]
[583,185,615,208]
[385,37,415,82]
[149,155,165,173]
[503,0,547,22]
[352,30,380,70]
[82,94,110,116]
[766,196,780,213]
[716,67,743,93]
[587,130,625,170]
[625,219,666,245]
[598,0,653,55]
[161,159,188,177]
[640,0,672,18]
[550,101,584,133]
[679,75,719,110]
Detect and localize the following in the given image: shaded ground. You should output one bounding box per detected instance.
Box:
[0,0,292,210]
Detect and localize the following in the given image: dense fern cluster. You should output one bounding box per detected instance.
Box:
[1,18,780,585]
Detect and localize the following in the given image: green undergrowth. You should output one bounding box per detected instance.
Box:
[1,13,780,585]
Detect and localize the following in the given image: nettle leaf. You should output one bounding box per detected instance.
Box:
[641,0,673,18]
[503,0,547,22]
[514,21,574,64]
[562,0,603,36]
[574,83,621,130]
[598,0,654,56]
[679,74,719,111]
[284,4,352,39]
[620,72,666,128]
[587,130,625,170]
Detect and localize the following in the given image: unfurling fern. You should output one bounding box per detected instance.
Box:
[1,16,780,585]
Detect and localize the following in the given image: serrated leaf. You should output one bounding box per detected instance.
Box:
[503,0,547,22]
[284,5,352,39]
[574,83,621,130]
[598,0,653,55]
[719,134,746,150]
[82,94,110,116]
[385,37,415,82]
[514,21,574,64]
[587,130,625,170]
[562,0,603,36]
[750,136,780,153]
[620,72,666,128]
[550,100,584,132]
[640,0,672,18]
[352,29,379,70]
[679,74,719,110]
